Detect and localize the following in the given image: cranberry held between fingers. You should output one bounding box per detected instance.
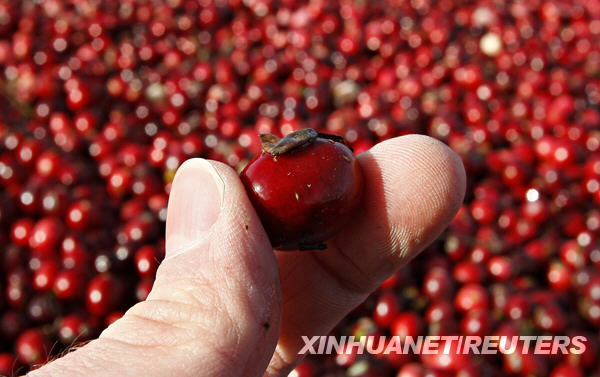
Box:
[240,129,363,250]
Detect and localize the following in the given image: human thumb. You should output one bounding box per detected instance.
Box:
[29,158,282,377]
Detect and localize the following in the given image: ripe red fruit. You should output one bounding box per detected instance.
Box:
[58,314,90,344]
[86,275,118,316]
[391,311,423,340]
[53,269,84,300]
[28,217,64,255]
[454,283,489,313]
[0,353,17,376]
[550,364,584,377]
[240,129,363,250]
[15,328,48,365]
[372,291,400,328]
[10,218,34,247]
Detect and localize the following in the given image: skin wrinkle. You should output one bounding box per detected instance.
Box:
[126,299,209,329]
[311,244,375,296]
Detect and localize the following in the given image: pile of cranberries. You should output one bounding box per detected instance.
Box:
[0,1,598,376]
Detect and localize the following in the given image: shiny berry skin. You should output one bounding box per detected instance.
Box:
[391,311,423,340]
[58,314,90,345]
[105,311,124,327]
[134,245,159,278]
[10,218,34,247]
[0,353,17,376]
[53,270,83,300]
[28,217,64,256]
[372,291,400,328]
[135,278,154,301]
[66,200,93,230]
[32,260,58,291]
[15,328,48,365]
[454,283,489,313]
[240,129,363,250]
[86,275,117,316]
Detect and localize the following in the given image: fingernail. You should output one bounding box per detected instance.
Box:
[165,158,224,257]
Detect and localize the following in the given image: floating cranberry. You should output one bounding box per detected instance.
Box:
[10,218,34,247]
[0,353,17,377]
[28,217,63,256]
[58,314,90,345]
[32,260,58,291]
[454,283,489,313]
[15,329,48,365]
[66,200,93,231]
[86,275,117,316]
[134,245,159,278]
[372,291,400,328]
[53,270,83,300]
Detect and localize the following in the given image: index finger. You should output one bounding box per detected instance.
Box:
[266,134,466,376]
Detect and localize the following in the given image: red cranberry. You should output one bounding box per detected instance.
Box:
[105,311,124,327]
[0,353,17,376]
[460,309,491,336]
[66,200,94,230]
[240,129,363,250]
[487,255,512,281]
[134,245,159,278]
[372,291,400,328]
[86,275,118,316]
[28,217,64,256]
[420,338,468,371]
[453,261,486,284]
[32,260,58,291]
[504,294,530,320]
[10,218,34,247]
[15,328,48,365]
[53,269,84,300]
[423,267,454,300]
[58,314,90,345]
[391,311,423,340]
[425,300,454,324]
[454,283,489,313]
[533,303,567,333]
[135,278,154,302]
[546,261,572,291]
[35,151,61,179]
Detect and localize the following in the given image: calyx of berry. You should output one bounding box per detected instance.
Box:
[260,128,347,156]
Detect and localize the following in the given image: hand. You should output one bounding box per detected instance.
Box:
[28,134,465,377]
